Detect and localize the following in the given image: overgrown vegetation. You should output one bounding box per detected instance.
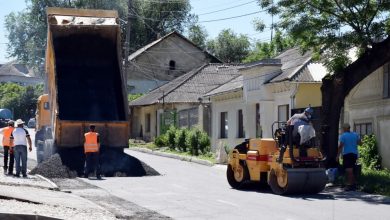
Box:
[128,93,143,102]
[356,135,390,196]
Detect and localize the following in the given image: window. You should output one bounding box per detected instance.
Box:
[169,60,176,70]
[220,112,228,138]
[278,105,289,123]
[354,122,373,137]
[384,62,390,98]
[145,113,151,132]
[238,109,244,138]
[178,108,198,129]
[256,103,262,138]
[44,102,50,110]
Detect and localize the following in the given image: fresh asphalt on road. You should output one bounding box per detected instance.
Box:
[4,129,389,220]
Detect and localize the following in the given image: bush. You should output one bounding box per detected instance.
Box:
[166,126,177,150]
[187,128,201,156]
[175,129,188,152]
[358,134,382,170]
[154,135,167,147]
[199,130,211,154]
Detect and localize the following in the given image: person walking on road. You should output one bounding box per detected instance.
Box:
[1,120,15,175]
[337,123,361,191]
[10,119,32,178]
[84,124,101,180]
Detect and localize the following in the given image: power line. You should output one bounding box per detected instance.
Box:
[198,0,257,16]
[199,10,265,23]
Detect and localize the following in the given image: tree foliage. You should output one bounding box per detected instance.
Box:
[257,0,390,72]
[187,24,208,49]
[206,29,250,63]
[5,0,195,71]
[244,30,295,62]
[0,83,43,120]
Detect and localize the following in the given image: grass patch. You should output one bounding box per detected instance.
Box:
[358,168,390,197]
[129,139,158,150]
[129,141,215,164]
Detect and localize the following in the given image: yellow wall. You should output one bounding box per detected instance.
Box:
[295,84,322,108]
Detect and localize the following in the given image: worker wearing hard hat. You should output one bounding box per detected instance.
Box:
[84,124,102,180]
[10,119,32,178]
[0,120,15,175]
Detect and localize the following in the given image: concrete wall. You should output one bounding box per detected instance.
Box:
[210,91,248,151]
[295,84,322,108]
[344,66,390,168]
[128,34,213,94]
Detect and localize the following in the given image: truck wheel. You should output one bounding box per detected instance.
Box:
[227,163,249,189]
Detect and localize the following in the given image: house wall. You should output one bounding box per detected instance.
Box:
[210,91,249,151]
[127,34,212,94]
[344,66,390,168]
[295,84,322,108]
[131,102,203,141]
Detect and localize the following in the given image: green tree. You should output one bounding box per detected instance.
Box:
[244,30,295,62]
[5,0,194,71]
[0,83,43,120]
[187,24,208,49]
[207,29,250,63]
[256,0,390,162]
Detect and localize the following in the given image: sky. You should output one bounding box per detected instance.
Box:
[0,0,274,64]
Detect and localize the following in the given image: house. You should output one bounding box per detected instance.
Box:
[343,62,390,168]
[129,64,240,141]
[205,48,327,151]
[127,31,220,94]
[0,61,43,85]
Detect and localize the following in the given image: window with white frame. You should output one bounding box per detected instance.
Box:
[237,109,244,138]
[354,122,373,137]
[220,112,228,138]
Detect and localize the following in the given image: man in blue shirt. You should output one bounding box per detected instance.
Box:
[337,123,360,191]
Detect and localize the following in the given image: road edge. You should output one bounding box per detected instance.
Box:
[127,147,214,167]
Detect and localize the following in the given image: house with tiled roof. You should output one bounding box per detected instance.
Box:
[129,63,240,141]
[0,61,43,85]
[204,48,327,158]
[127,31,220,94]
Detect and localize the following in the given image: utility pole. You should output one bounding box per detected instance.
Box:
[124,0,134,80]
[270,0,274,42]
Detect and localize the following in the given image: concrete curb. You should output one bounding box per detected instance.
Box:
[128,147,214,166]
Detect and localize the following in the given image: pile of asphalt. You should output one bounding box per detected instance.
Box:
[29,154,77,178]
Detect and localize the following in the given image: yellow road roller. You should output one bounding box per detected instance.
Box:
[227,122,327,195]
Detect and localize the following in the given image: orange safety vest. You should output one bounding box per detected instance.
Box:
[84,132,99,153]
[2,126,14,147]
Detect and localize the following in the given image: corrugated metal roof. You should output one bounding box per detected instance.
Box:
[204,75,243,97]
[269,47,312,83]
[129,64,240,106]
[0,61,38,77]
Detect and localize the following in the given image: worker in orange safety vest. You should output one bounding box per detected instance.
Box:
[84,124,101,179]
[1,120,15,175]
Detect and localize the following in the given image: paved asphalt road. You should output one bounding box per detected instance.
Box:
[3,129,390,220]
[82,150,390,220]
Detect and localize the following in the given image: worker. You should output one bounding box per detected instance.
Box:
[84,124,101,179]
[337,123,360,191]
[0,120,15,175]
[287,107,314,142]
[10,119,32,178]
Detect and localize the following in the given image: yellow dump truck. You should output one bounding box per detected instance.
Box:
[35,8,129,174]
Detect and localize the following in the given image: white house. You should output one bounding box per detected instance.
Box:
[343,62,390,168]
[205,48,327,152]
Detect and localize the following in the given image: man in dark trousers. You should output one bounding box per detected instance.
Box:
[84,124,101,179]
[1,120,15,175]
[337,123,360,191]
[10,119,32,178]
